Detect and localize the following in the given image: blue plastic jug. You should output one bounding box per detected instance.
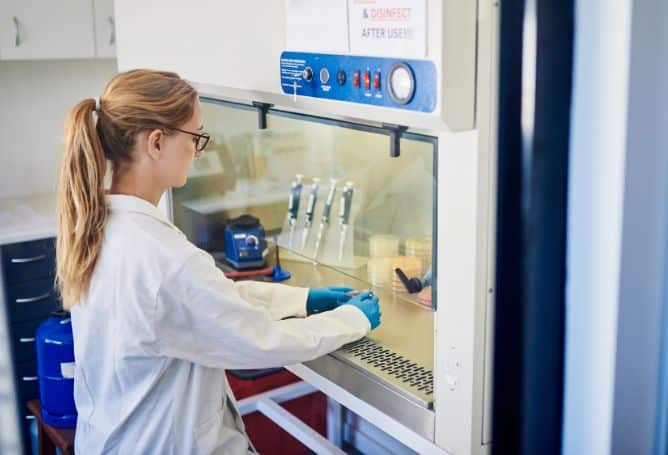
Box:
[35,311,77,428]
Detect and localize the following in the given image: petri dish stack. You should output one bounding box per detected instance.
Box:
[366,235,432,294]
[368,235,400,258]
[404,236,433,276]
[367,257,393,288]
[367,235,399,288]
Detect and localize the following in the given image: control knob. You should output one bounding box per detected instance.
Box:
[302,67,313,82]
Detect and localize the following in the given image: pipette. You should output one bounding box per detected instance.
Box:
[338,181,354,261]
[286,174,304,249]
[300,178,320,250]
[312,179,337,263]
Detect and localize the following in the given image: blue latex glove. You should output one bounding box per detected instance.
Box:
[306,286,355,315]
[342,291,382,330]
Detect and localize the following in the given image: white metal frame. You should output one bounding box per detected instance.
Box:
[288,363,448,454]
[236,380,346,455]
[234,377,441,454]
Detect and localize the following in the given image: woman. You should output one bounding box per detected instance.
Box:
[56,69,381,454]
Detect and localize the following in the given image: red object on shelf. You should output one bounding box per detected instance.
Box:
[224,267,273,279]
[226,370,327,455]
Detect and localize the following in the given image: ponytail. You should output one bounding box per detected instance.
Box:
[55,69,197,308]
[56,98,108,308]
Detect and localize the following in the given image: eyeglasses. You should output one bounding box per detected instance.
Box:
[168,127,211,153]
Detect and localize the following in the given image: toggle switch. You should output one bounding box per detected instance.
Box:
[373,71,381,90]
[363,70,371,89]
[445,374,458,391]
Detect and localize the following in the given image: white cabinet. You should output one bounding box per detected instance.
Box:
[0,0,95,60]
[93,0,115,58]
[0,0,115,60]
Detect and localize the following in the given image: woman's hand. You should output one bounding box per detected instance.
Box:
[306,286,355,315]
[342,291,382,330]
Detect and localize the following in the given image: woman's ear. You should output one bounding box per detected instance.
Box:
[146,129,163,159]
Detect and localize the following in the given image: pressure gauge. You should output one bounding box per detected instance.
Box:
[319,67,330,84]
[388,62,415,105]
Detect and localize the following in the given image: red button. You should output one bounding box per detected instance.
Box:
[363,71,371,89]
[353,70,360,87]
[373,71,381,90]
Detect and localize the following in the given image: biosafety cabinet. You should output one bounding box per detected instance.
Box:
[115,1,500,453]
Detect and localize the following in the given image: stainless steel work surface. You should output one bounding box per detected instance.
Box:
[295,355,436,442]
[281,257,435,409]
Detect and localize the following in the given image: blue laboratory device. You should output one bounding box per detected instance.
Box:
[224,215,267,270]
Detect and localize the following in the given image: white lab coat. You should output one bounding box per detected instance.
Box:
[70,194,370,454]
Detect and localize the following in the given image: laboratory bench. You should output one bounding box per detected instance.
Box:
[0,193,57,246]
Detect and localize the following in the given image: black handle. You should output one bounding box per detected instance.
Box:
[394,267,423,293]
[382,123,408,158]
[252,101,272,130]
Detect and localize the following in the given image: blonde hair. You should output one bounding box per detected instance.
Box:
[56,69,198,308]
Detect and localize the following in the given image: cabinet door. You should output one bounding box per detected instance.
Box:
[93,0,115,58]
[0,0,95,60]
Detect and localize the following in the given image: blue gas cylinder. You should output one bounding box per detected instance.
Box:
[35,312,77,428]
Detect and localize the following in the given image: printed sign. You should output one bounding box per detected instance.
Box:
[348,0,427,58]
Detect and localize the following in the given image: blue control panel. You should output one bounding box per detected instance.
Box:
[280,52,437,113]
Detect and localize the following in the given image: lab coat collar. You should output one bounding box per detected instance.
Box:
[106,194,178,231]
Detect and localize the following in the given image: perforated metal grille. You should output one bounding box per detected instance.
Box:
[342,339,434,395]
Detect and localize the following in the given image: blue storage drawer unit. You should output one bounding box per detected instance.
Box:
[6,277,60,323]
[2,238,56,285]
[14,361,39,402]
[8,319,45,363]
[1,236,62,455]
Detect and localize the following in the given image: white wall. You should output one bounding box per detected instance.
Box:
[0,59,117,199]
